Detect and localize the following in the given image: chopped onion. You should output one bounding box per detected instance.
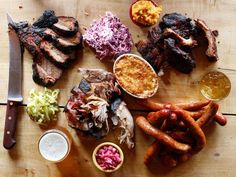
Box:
[96,145,122,170]
[83,12,133,60]
[26,88,60,125]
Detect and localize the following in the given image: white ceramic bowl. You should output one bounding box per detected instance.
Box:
[113,53,159,99]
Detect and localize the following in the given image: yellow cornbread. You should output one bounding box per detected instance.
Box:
[114,54,159,98]
[131,0,162,26]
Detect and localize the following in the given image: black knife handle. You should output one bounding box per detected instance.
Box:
[3,100,19,149]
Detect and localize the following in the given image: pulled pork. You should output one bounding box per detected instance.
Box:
[65,68,134,148]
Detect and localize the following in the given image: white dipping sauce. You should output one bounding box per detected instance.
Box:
[38,131,69,162]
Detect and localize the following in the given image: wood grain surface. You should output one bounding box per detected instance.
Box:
[0,106,236,177]
[0,0,236,176]
[0,0,236,113]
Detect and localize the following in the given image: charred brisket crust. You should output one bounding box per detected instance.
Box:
[40,40,76,69]
[164,38,196,74]
[17,27,43,58]
[52,16,78,37]
[32,28,83,52]
[33,10,58,28]
[9,21,28,32]
[50,31,83,52]
[13,10,82,87]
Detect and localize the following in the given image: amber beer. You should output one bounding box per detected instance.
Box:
[200,71,231,101]
[38,129,72,162]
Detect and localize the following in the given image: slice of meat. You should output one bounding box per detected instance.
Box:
[135,40,164,71]
[195,19,218,61]
[32,54,63,87]
[33,10,58,28]
[40,40,75,68]
[17,27,43,58]
[52,16,78,36]
[43,28,83,51]
[55,30,83,51]
[164,38,196,74]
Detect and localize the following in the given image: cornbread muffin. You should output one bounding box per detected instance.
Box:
[114,54,159,98]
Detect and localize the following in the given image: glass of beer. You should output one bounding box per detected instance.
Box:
[199,71,231,101]
[38,129,72,163]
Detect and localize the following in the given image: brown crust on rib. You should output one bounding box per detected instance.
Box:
[195,19,218,61]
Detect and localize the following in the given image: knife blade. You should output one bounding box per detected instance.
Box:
[3,14,23,149]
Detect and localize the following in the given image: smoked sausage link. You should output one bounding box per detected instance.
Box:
[136,116,191,153]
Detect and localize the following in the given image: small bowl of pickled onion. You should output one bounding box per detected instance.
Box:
[92,142,124,173]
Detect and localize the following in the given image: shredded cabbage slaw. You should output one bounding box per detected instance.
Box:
[26,88,60,125]
[83,12,133,60]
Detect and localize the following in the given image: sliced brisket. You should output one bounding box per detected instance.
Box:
[17,27,43,57]
[40,40,74,68]
[43,28,83,51]
[52,16,78,36]
[33,54,63,87]
[11,10,83,87]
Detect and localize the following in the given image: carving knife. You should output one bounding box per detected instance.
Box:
[3,14,23,149]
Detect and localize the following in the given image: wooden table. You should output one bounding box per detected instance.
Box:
[0,0,236,176]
